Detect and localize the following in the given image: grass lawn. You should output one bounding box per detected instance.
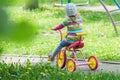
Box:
[0,1,120,61]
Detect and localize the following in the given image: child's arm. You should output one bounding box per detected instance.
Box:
[52,24,64,30]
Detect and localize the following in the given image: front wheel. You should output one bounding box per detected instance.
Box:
[57,50,66,69]
[66,58,76,72]
[88,56,98,70]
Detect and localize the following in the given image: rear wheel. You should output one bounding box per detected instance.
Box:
[66,58,76,72]
[57,50,66,69]
[88,56,98,70]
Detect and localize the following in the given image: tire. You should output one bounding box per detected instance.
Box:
[57,50,67,69]
[88,56,98,70]
[66,58,76,72]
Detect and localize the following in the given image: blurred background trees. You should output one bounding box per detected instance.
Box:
[24,0,39,10]
[0,0,37,41]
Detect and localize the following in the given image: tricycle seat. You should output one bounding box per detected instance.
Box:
[67,41,84,49]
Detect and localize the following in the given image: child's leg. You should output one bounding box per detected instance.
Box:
[51,40,69,59]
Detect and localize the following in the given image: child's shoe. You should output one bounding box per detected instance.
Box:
[48,54,54,61]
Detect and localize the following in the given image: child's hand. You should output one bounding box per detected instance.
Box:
[51,24,64,31]
[51,28,56,31]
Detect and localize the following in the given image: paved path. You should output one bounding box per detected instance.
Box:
[57,5,119,12]
[0,54,120,74]
[78,6,118,12]
[56,5,120,16]
[0,55,48,64]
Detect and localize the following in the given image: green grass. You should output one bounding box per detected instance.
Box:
[0,62,120,80]
[0,2,120,61]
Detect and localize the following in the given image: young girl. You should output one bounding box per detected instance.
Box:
[48,3,83,61]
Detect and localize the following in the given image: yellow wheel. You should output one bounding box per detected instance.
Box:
[66,58,76,72]
[88,56,98,70]
[57,50,66,68]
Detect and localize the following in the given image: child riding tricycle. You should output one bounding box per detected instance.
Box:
[48,3,98,72]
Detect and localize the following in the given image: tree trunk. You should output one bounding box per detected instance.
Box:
[24,0,39,10]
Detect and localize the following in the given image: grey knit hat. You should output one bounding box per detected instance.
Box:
[65,3,77,16]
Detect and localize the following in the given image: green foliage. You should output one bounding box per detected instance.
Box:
[0,62,120,80]
[24,0,39,10]
[0,8,9,38]
[0,46,3,53]
[0,7,37,42]
[10,18,37,41]
[0,0,24,6]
